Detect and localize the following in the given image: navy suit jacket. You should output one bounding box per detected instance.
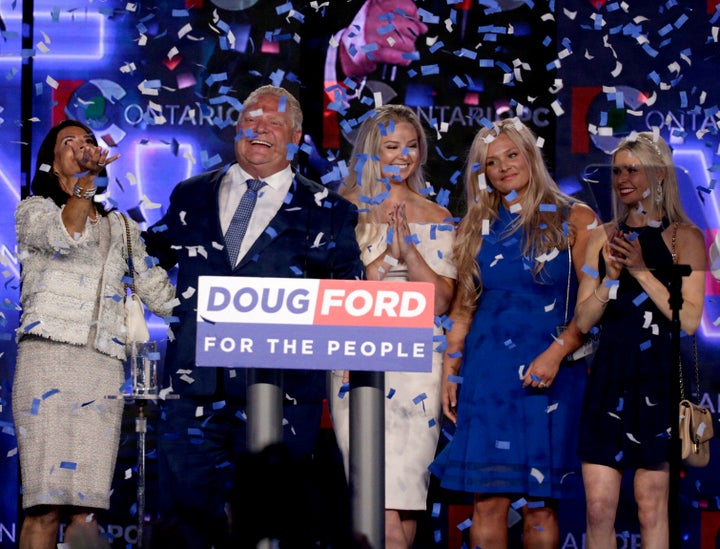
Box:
[144,164,364,403]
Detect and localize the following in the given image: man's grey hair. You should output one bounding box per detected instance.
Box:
[242,85,303,131]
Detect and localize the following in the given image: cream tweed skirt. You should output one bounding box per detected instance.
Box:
[13,337,124,509]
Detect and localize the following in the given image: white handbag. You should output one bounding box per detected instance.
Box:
[118,213,150,344]
[124,292,150,343]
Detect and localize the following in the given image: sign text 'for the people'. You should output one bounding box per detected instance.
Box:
[195,276,436,372]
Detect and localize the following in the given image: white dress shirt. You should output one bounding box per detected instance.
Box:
[218,163,294,266]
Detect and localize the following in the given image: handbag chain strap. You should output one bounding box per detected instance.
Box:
[672,221,702,405]
[117,213,136,294]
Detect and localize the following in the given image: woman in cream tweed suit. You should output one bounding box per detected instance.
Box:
[13,120,175,548]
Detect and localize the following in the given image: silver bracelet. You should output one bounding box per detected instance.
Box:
[593,287,610,304]
[72,183,97,199]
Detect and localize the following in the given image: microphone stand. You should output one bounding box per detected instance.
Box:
[123,341,179,548]
[666,262,692,548]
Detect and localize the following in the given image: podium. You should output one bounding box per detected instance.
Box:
[195,276,436,548]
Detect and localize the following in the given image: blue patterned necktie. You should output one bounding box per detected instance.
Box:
[225,178,266,266]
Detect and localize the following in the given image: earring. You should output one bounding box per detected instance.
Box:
[654,180,663,205]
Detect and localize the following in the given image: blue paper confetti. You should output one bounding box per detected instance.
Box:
[42,388,59,400]
[581,264,599,279]
[413,393,428,405]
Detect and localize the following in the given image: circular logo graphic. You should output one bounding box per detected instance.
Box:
[587,85,649,154]
[65,79,127,134]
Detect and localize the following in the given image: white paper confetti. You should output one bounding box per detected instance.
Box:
[530,468,545,484]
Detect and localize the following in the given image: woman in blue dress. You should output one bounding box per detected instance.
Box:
[575,132,705,548]
[430,118,597,548]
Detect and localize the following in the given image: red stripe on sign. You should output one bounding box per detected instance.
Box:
[314,280,435,328]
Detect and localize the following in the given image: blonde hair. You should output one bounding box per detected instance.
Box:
[339,104,428,252]
[610,131,689,225]
[454,118,576,314]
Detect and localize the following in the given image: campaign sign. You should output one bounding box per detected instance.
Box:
[195,276,436,372]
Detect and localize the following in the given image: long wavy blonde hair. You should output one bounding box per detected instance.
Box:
[454,118,576,315]
[339,104,429,253]
[610,131,689,225]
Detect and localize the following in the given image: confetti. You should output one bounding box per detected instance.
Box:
[530,468,545,484]
[511,497,527,509]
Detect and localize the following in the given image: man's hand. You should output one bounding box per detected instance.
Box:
[339,0,428,80]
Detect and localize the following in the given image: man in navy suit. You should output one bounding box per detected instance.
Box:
[144,85,364,548]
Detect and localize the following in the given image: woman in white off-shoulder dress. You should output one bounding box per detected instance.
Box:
[330,104,456,549]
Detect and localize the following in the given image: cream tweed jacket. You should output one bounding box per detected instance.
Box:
[15,196,176,360]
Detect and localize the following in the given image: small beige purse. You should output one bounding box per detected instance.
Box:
[673,222,712,467]
[678,337,713,468]
[679,398,713,468]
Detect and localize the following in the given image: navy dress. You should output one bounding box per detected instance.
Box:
[578,221,673,468]
[431,205,586,498]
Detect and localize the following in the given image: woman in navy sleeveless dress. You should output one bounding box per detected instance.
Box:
[430,118,597,549]
[575,132,706,549]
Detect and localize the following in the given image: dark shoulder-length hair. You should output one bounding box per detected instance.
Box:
[31,119,110,215]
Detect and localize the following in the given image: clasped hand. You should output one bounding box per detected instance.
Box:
[387,202,413,260]
[604,229,647,278]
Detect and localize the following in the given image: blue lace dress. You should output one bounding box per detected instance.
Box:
[430,205,586,498]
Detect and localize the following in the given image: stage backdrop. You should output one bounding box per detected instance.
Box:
[0,0,719,547]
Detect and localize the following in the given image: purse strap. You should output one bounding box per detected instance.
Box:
[672,221,702,405]
[117,212,136,294]
[679,337,702,404]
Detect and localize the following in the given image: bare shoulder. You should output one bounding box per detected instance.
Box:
[570,202,598,223]
[669,222,707,277]
[413,195,454,224]
[677,222,703,241]
[430,203,454,224]
[569,202,598,226]
[677,222,706,257]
